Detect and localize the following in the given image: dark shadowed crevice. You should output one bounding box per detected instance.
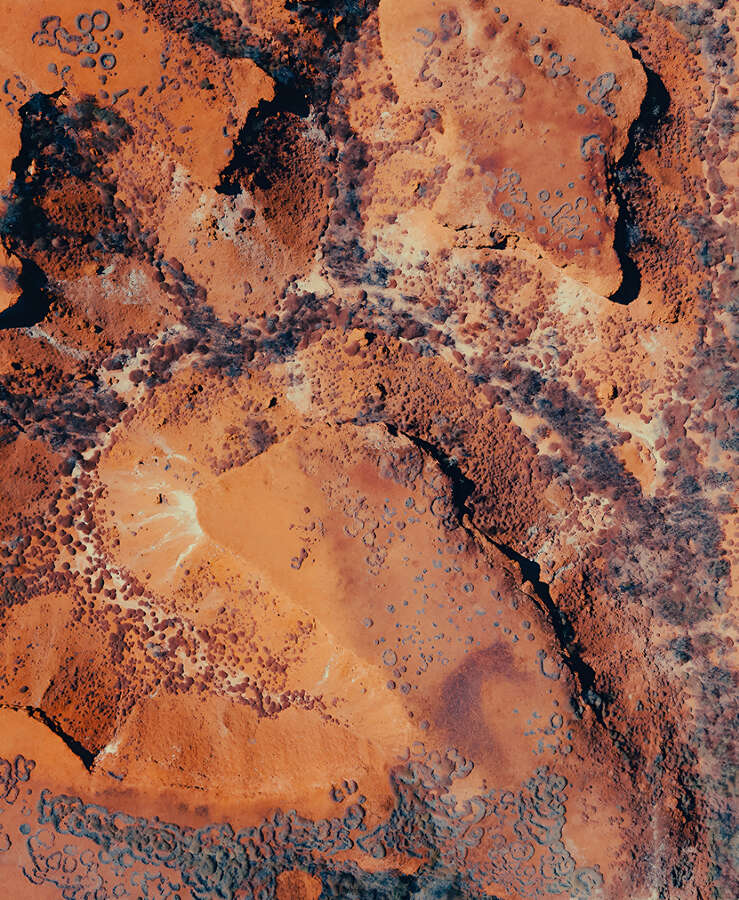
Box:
[609,213,642,305]
[608,57,671,305]
[395,427,475,520]
[214,2,381,197]
[0,259,52,330]
[216,80,310,196]
[487,541,607,719]
[482,535,639,764]
[0,90,132,331]
[1,704,96,770]
[392,424,639,765]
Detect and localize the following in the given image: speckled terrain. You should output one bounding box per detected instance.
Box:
[0,2,736,899]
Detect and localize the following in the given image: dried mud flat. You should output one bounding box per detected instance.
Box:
[0,1,736,898]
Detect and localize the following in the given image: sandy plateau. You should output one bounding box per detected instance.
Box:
[0,0,736,898]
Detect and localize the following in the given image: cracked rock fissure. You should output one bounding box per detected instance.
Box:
[607,54,670,305]
[396,424,638,764]
[1,704,96,770]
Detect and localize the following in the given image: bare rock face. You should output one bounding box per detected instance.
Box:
[0,1,736,899]
[377,0,645,295]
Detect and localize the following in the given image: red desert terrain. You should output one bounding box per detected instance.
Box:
[0,1,736,898]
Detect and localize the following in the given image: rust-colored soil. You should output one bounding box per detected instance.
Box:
[0,1,736,898]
